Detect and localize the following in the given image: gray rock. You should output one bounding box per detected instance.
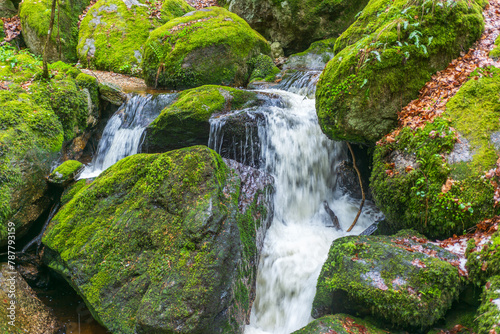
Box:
[98,82,127,106]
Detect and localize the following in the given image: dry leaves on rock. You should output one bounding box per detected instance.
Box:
[2,16,21,43]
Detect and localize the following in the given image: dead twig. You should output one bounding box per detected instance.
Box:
[346,142,365,232]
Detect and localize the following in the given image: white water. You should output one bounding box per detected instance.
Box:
[79,94,174,179]
[239,89,383,334]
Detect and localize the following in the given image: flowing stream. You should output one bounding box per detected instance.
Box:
[210,73,383,334]
[79,93,175,179]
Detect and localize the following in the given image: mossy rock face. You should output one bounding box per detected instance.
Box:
[48,160,84,187]
[42,146,272,333]
[0,263,62,334]
[0,46,94,247]
[19,0,90,62]
[292,314,387,334]
[60,179,89,205]
[490,35,500,60]
[476,275,500,333]
[142,85,258,153]
[143,7,271,89]
[220,0,367,55]
[77,0,192,74]
[370,68,500,238]
[0,0,16,18]
[284,38,336,71]
[316,0,485,144]
[466,231,500,287]
[312,233,462,329]
[249,54,280,83]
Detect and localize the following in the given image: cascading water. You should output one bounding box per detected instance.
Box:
[209,71,383,334]
[79,93,175,179]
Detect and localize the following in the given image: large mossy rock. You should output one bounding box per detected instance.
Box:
[312,232,462,329]
[19,0,90,62]
[143,7,271,89]
[0,0,16,18]
[0,46,97,247]
[77,0,193,75]
[0,263,62,334]
[219,0,367,55]
[142,85,258,153]
[476,275,500,333]
[466,230,500,287]
[371,68,500,238]
[292,314,387,334]
[315,0,485,144]
[42,146,272,333]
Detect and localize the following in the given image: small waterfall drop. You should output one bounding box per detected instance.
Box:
[206,71,382,334]
[79,93,175,179]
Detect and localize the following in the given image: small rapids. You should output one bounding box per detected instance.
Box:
[209,71,383,334]
[79,93,175,179]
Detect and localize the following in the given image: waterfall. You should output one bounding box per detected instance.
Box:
[210,71,383,334]
[79,93,175,179]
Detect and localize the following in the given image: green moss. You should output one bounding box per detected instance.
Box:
[76,72,99,116]
[249,54,280,82]
[48,160,83,187]
[292,314,387,333]
[316,0,485,143]
[489,35,500,59]
[19,0,90,62]
[143,7,271,89]
[313,234,462,329]
[143,85,258,152]
[466,231,500,287]
[61,179,88,205]
[0,20,4,41]
[476,275,500,333]
[42,146,258,333]
[160,0,194,24]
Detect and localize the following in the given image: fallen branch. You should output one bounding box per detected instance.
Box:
[346,142,365,232]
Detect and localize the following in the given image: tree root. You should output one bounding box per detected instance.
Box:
[346,142,365,232]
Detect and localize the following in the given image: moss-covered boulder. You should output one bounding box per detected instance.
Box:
[490,35,500,60]
[98,82,127,106]
[466,231,500,287]
[19,0,90,62]
[0,46,95,247]
[0,0,16,18]
[476,275,500,333]
[0,263,62,334]
[316,0,485,144]
[220,0,367,54]
[283,38,336,71]
[47,160,84,187]
[42,146,272,333]
[77,0,193,74]
[292,314,387,334]
[249,54,280,83]
[312,233,462,329]
[143,7,271,89]
[142,85,258,153]
[371,68,500,238]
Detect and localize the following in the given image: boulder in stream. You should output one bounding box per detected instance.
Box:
[315,0,485,143]
[143,7,271,89]
[0,263,62,334]
[292,314,387,334]
[47,160,84,188]
[312,231,463,329]
[142,85,259,153]
[42,146,273,333]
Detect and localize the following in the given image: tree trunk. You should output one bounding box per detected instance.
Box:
[42,0,57,79]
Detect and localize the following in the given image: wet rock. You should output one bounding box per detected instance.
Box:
[270,41,284,58]
[447,134,473,164]
[98,82,127,106]
[0,263,62,334]
[143,7,271,89]
[292,314,387,334]
[47,160,84,188]
[43,146,270,333]
[283,38,335,71]
[312,232,462,329]
[142,85,259,154]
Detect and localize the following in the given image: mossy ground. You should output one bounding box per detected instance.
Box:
[313,233,462,329]
[143,85,258,152]
[0,45,96,246]
[316,0,485,143]
[19,0,90,62]
[371,68,500,238]
[143,7,271,89]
